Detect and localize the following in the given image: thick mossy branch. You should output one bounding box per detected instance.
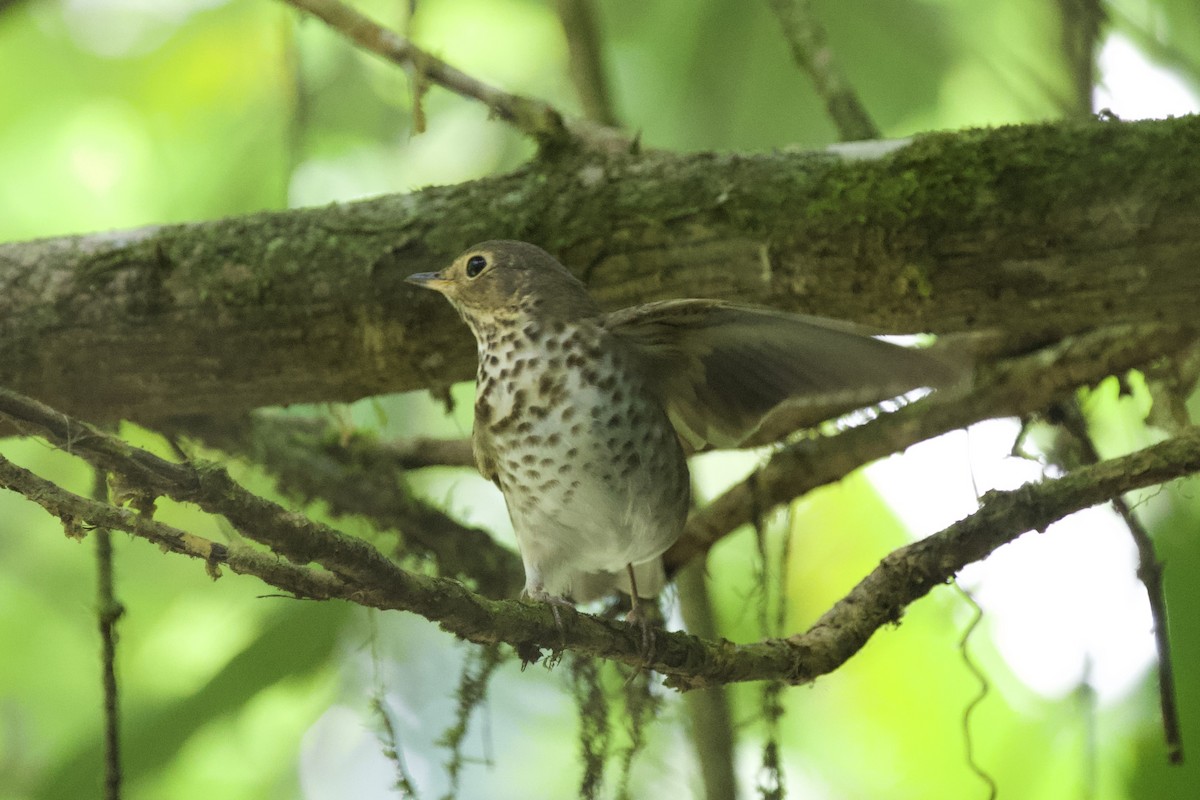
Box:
[2,115,1198,423]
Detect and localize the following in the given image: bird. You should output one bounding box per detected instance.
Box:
[406,240,959,617]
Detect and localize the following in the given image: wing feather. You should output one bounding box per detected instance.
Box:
[605,300,963,449]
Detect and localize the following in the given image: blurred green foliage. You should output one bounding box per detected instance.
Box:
[1,0,1199,798]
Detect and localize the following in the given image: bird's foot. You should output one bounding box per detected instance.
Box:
[624,564,658,663]
[626,606,657,669]
[523,588,575,642]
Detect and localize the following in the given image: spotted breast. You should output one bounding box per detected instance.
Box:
[472,306,690,603]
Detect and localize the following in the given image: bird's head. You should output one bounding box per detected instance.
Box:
[407,241,600,332]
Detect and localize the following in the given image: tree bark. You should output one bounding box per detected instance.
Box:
[1,115,1197,423]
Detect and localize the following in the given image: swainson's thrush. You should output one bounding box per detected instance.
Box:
[407,241,958,612]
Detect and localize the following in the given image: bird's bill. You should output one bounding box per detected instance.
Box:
[405,270,453,293]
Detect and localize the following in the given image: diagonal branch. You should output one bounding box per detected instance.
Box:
[173,413,522,598]
[0,453,360,598]
[670,323,1192,570]
[279,0,629,151]
[782,426,1200,687]
[6,399,1200,687]
[555,0,619,126]
[5,385,1200,687]
[0,388,407,588]
[767,0,880,141]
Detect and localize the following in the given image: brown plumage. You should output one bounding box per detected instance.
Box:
[407,241,959,608]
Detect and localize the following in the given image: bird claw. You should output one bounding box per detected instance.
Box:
[623,598,660,672]
[523,589,574,643]
[523,588,574,608]
[628,610,656,663]
[623,564,657,663]
[522,587,657,665]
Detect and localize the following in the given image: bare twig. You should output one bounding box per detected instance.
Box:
[1051,400,1183,764]
[767,0,880,141]
[0,388,415,590]
[93,469,123,800]
[279,0,629,151]
[555,0,618,126]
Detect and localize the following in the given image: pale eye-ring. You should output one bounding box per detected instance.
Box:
[465,255,488,278]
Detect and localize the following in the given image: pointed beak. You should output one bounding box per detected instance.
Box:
[406,270,452,293]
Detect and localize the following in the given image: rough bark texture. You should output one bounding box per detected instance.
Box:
[2,115,1198,422]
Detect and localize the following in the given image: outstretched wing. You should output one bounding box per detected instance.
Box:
[605,299,962,450]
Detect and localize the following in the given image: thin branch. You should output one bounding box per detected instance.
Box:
[1052,400,1183,764]
[677,561,737,800]
[172,414,475,469]
[384,436,475,470]
[0,453,358,599]
[173,413,521,598]
[93,469,123,800]
[4,456,231,578]
[781,426,1200,688]
[670,323,1191,570]
[1055,0,1105,117]
[555,0,619,126]
[0,444,684,676]
[6,389,1200,687]
[767,0,880,141]
[0,388,413,589]
[278,0,629,151]
[1134,504,1186,765]
[440,644,507,796]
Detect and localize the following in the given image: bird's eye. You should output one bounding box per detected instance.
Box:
[465,255,488,278]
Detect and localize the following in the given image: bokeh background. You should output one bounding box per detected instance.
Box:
[2,0,1200,798]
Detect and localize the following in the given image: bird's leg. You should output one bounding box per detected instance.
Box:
[522,584,573,644]
[625,562,643,621]
[624,562,655,658]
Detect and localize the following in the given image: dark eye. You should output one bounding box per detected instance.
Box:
[465,255,488,278]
